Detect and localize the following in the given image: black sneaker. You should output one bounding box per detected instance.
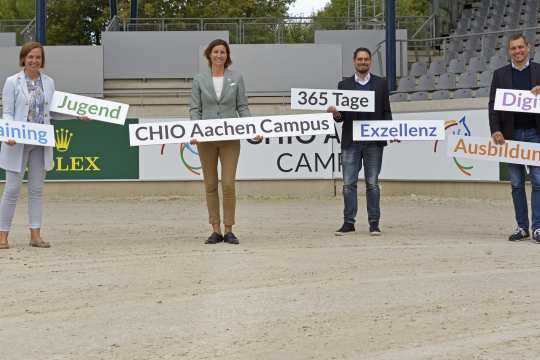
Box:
[223,232,239,245]
[205,232,223,244]
[369,223,381,236]
[335,223,355,236]
[508,227,529,241]
[533,229,540,243]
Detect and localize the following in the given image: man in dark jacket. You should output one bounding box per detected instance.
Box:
[328,47,392,236]
[489,33,540,242]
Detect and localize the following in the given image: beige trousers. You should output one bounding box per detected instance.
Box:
[197,140,240,226]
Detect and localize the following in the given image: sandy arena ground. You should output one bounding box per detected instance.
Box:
[1,192,540,360]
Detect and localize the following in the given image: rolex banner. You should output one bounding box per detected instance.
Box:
[46,119,139,179]
[0,119,139,180]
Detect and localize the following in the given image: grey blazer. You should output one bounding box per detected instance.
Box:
[0,71,56,172]
[190,68,251,120]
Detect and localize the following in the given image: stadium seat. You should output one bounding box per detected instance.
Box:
[409,62,428,77]
[431,90,451,100]
[478,70,494,87]
[409,92,430,101]
[390,93,408,102]
[453,88,474,99]
[456,72,478,89]
[468,56,488,72]
[397,76,416,92]
[475,87,490,97]
[489,55,508,70]
[436,73,456,90]
[416,75,436,91]
[447,59,466,74]
[428,59,446,76]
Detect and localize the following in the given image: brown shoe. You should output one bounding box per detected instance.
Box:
[29,239,50,248]
[0,240,9,249]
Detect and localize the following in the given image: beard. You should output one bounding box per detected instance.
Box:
[355,66,369,75]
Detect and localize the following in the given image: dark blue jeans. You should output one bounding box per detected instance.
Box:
[507,128,540,231]
[342,143,384,225]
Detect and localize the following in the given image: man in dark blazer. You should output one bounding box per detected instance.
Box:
[328,47,392,236]
[489,33,540,242]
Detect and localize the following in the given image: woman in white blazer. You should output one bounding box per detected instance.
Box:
[0,42,84,249]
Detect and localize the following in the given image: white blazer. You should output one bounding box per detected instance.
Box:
[0,70,56,172]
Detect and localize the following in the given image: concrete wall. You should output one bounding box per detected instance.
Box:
[103,31,229,79]
[0,33,15,47]
[315,30,408,78]
[0,46,103,97]
[198,44,342,95]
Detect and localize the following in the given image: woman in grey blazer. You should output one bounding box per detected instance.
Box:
[0,42,85,249]
[190,39,254,245]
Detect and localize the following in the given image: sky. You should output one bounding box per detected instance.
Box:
[287,0,331,16]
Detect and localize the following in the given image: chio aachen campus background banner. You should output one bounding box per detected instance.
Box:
[0,109,500,181]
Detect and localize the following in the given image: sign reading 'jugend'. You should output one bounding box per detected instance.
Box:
[129,113,334,146]
[0,118,55,146]
[353,120,445,141]
[494,88,540,114]
[50,91,129,125]
[448,135,540,166]
[291,88,375,112]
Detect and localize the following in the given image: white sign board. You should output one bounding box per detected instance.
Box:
[291,88,375,112]
[353,120,445,141]
[0,119,54,146]
[448,135,540,166]
[138,110,500,181]
[129,113,334,146]
[51,91,129,125]
[494,88,540,114]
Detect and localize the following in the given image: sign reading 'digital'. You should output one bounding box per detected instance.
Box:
[447,135,540,166]
[0,118,54,146]
[353,120,445,141]
[494,88,540,114]
[291,88,375,112]
[129,113,334,146]
[50,91,129,125]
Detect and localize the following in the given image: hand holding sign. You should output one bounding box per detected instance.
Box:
[292,88,375,112]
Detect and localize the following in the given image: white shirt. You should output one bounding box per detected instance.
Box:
[213,76,224,98]
[355,72,371,86]
[511,60,530,71]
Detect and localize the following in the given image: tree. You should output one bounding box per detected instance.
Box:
[0,0,296,45]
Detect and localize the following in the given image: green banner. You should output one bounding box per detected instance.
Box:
[0,118,139,180]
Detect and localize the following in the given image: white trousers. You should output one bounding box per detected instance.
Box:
[0,145,45,231]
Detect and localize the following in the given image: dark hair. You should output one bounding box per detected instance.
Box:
[204,39,232,68]
[353,47,372,59]
[19,41,45,67]
[508,33,528,47]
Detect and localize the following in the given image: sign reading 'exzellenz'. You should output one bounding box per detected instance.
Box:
[291,88,375,112]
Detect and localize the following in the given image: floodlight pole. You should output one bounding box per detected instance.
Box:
[385,0,397,91]
[35,0,46,44]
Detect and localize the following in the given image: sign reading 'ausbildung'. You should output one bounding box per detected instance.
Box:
[353,120,445,141]
[291,88,375,112]
[129,113,334,146]
[50,91,129,125]
[494,88,540,114]
[0,119,55,146]
[448,135,540,166]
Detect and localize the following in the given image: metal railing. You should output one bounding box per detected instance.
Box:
[0,19,34,44]
[103,16,432,44]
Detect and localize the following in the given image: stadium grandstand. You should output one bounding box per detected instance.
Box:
[394,0,540,101]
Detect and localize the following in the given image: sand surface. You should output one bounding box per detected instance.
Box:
[1,193,540,359]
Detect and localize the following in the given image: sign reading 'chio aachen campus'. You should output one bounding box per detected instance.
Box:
[128,113,334,146]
